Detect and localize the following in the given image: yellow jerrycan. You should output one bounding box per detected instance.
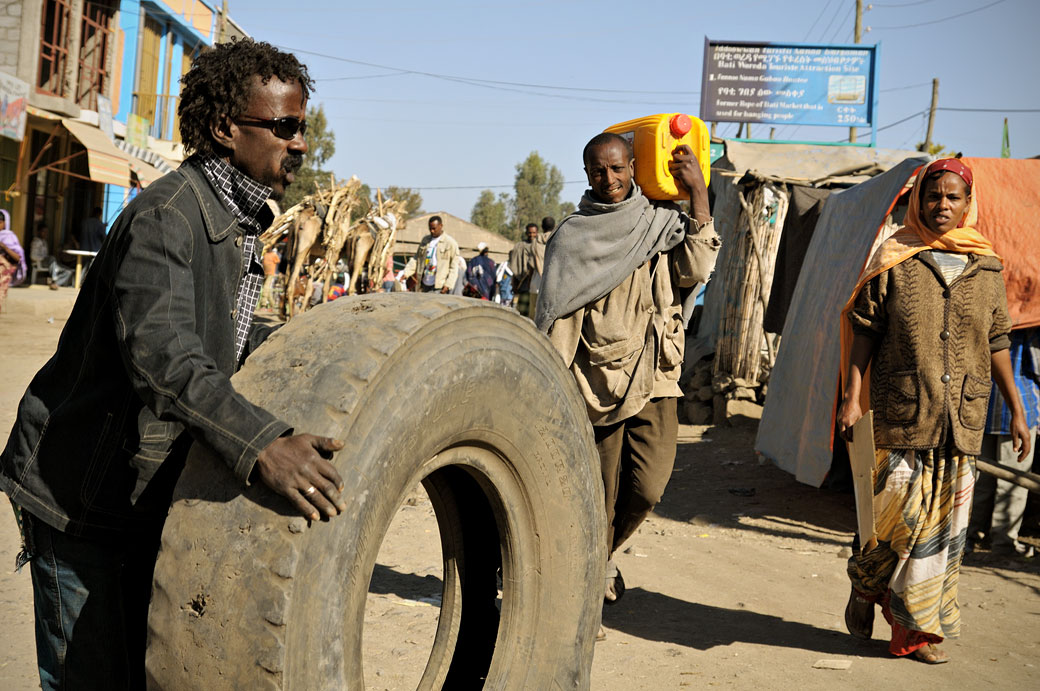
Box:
[603,113,710,201]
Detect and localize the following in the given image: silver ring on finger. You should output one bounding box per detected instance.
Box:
[305,486,316,495]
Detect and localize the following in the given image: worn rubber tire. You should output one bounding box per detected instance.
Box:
[145,295,605,690]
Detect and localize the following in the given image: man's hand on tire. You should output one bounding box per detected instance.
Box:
[255,435,347,521]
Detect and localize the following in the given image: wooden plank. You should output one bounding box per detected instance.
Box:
[848,411,877,553]
[976,458,1040,494]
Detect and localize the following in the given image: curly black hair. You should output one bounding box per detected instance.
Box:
[178,38,314,157]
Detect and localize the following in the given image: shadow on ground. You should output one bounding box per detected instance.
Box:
[655,419,1040,579]
[601,586,890,658]
[369,563,443,602]
[654,420,858,540]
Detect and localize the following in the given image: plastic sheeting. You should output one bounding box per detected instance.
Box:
[966,157,1040,329]
[719,140,925,185]
[754,157,929,487]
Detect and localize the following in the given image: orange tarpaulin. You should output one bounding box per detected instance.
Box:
[964,157,1040,328]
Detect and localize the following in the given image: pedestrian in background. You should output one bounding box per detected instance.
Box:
[969,326,1038,558]
[466,241,497,299]
[0,209,26,312]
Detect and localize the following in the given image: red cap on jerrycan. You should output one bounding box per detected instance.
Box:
[669,114,692,138]
[602,113,710,200]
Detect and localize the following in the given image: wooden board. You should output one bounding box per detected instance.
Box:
[848,411,877,553]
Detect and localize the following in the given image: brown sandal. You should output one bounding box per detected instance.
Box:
[912,643,949,664]
[844,588,874,639]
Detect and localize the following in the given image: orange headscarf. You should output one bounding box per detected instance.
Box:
[836,159,1001,431]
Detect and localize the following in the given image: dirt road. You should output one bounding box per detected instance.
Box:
[1,287,1037,690]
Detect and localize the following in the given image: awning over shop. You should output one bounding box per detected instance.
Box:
[127,156,166,186]
[115,139,175,174]
[62,118,131,187]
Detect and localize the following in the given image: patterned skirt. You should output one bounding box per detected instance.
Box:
[847,445,975,655]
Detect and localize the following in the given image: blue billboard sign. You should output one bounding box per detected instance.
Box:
[700,39,879,130]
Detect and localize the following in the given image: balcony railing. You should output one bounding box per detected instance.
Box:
[131,92,181,142]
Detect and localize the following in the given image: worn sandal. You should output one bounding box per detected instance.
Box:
[912,644,949,665]
[844,588,874,639]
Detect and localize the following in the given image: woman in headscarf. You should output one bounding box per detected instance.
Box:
[0,209,27,312]
[836,158,1030,664]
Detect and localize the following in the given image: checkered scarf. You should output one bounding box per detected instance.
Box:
[197,155,273,364]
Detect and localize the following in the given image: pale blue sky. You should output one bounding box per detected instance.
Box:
[231,0,1040,222]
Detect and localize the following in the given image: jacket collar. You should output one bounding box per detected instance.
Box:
[178,157,244,243]
[918,250,1002,286]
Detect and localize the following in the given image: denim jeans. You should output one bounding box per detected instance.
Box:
[26,512,160,690]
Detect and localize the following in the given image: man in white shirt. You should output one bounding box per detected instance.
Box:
[29,224,72,287]
[401,216,460,293]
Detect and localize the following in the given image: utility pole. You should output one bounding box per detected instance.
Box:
[923,78,939,153]
[849,0,863,144]
[218,0,229,43]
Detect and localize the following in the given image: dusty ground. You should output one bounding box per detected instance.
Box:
[1,287,1038,690]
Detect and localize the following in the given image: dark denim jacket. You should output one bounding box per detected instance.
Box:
[0,159,290,538]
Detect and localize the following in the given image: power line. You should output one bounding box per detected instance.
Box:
[827,3,857,43]
[814,0,847,42]
[898,116,928,150]
[802,0,838,41]
[280,45,695,96]
[870,0,943,6]
[369,180,588,192]
[315,71,409,82]
[938,107,1040,113]
[871,0,1008,29]
[832,109,929,142]
[881,81,931,93]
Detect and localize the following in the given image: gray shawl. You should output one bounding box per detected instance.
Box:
[535,184,687,332]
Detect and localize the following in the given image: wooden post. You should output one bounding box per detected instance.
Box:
[849,0,863,144]
[710,122,717,138]
[736,123,744,138]
[976,459,1040,494]
[769,127,776,140]
[923,78,939,153]
[746,123,752,139]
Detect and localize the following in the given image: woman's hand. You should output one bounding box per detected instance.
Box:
[1010,410,1032,463]
[838,395,864,442]
[839,332,875,442]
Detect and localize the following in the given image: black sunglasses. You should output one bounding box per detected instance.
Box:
[234,116,307,140]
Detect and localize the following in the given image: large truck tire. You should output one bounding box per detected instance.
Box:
[145,295,605,690]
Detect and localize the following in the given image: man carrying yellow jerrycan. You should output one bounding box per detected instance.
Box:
[536,113,721,641]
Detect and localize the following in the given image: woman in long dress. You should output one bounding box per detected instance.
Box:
[837,158,1030,664]
[0,209,27,312]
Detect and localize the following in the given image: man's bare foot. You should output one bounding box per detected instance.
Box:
[912,643,949,664]
[844,588,874,639]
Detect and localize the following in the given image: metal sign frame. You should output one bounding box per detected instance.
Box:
[701,39,881,147]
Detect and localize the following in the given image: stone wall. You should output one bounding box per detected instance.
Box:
[0,1,24,74]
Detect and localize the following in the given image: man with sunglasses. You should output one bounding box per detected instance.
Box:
[1,40,346,689]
